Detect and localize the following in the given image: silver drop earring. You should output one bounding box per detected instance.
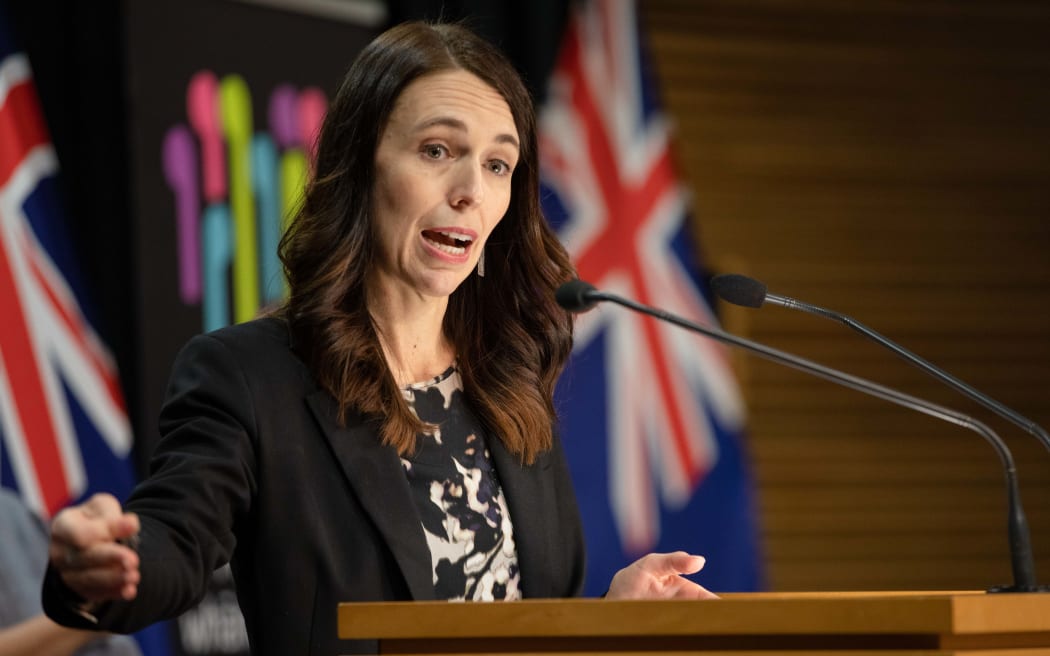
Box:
[477,248,486,277]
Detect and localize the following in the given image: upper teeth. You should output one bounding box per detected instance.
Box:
[437,231,472,243]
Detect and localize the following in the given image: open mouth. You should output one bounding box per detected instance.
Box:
[421,229,474,256]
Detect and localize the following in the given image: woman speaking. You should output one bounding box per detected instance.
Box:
[43,21,715,656]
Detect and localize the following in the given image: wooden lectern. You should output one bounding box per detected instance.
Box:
[338,591,1050,654]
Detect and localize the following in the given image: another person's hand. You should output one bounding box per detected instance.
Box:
[605,551,718,600]
[48,493,141,603]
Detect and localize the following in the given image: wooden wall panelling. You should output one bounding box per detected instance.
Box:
[642,0,1050,591]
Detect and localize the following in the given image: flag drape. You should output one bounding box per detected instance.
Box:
[539,0,763,594]
[0,14,171,654]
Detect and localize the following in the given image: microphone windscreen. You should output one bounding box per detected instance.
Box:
[711,274,768,308]
[555,279,599,312]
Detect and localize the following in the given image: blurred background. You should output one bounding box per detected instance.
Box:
[643,0,1050,592]
[1,0,1048,654]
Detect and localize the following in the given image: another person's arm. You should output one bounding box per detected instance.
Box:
[0,615,108,656]
[0,489,141,655]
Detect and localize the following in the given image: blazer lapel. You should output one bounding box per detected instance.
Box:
[305,390,435,601]
[487,435,554,598]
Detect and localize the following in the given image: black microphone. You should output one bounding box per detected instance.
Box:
[710,273,1050,454]
[555,278,600,312]
[555,279,1043,592]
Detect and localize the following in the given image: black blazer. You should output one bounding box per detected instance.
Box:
[45,318,585,655]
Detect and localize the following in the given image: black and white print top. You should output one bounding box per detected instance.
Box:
[400,366,522,601]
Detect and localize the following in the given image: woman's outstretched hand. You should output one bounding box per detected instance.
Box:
[605,551,718,600]
[48,493,141,603]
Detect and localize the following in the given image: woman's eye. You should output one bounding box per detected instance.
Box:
[422,144,447,160]
[488,160,511,176]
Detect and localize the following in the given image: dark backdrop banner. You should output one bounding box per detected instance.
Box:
[386,0,570,103]
[124,2,378,654]
[126,0,377,462]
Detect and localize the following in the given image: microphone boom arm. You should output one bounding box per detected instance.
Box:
[587,288,1041,592]
[764,292,1050,454]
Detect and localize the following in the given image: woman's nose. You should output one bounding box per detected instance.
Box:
[448,161,484,209]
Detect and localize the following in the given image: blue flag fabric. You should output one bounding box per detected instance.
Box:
[0,16,170,654]
[539,0,763,595]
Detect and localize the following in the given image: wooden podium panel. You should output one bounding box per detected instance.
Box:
[338,591,1050,655]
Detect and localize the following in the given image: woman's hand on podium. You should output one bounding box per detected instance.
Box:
[605,551,719,600]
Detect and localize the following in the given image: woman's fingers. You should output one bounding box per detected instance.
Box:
[62,541,138,572]
[52,494,124,549]
[60,557,140,600]
[640,551,706,577]
[606,551,718,600]
[48,493,141,602]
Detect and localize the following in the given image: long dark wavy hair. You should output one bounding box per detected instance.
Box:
[278,22,575,463]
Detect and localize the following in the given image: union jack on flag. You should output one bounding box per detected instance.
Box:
[540,0,762,593]
[0,23,135,519]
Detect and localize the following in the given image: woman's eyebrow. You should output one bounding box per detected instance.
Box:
[414,116,519,150]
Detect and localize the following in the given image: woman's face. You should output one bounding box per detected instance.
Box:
[371,69,519,300]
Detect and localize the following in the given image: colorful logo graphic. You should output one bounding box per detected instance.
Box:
[162,71,326,331]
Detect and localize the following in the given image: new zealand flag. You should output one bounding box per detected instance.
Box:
[540,0,763,594]
[0,13,134,521]
[0,15,170,654]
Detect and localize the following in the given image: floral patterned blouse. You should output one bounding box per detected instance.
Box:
[400,366,521,601]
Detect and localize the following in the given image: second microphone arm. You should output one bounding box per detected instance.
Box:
[711,273,1050,453]
[577,285,1040,592]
